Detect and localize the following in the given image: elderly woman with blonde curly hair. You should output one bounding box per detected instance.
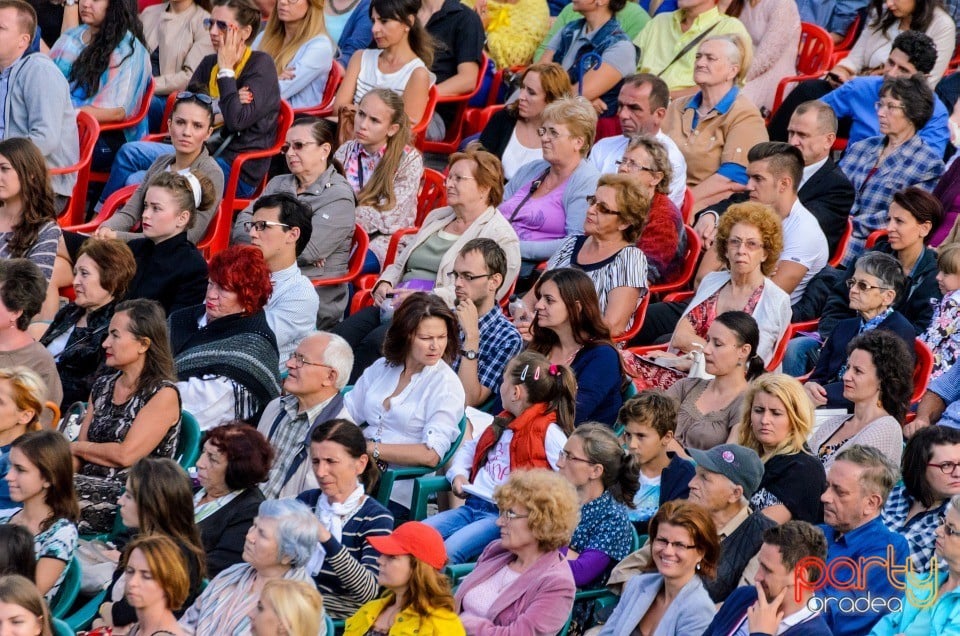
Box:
[630,202,791,391]
[455,469,580,635]
[738,374,826,524]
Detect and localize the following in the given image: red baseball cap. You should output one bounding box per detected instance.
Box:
[366,521,448,570]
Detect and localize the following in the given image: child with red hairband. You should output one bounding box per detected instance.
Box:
[422,351,577,564]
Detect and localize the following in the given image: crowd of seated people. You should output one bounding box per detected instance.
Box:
[15,0,960,630]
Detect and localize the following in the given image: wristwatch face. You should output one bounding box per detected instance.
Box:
[464,350,479,360]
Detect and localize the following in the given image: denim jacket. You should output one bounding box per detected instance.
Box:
[553,17,629,114]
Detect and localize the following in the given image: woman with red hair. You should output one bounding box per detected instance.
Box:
[168,245,281,430]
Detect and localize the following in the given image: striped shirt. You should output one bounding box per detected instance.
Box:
[298,490,394,619]
[0,221,61,282]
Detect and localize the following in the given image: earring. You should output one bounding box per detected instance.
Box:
[696,562,701,572]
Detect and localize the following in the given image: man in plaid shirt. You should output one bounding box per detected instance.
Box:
[452,239,523,407]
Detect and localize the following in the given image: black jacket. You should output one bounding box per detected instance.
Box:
[197,486,264,577]
[798,158,855,257]
[39,301,116,408]
[126,232,208,316]
[478,107,518,159]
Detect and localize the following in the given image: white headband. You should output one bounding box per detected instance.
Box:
[177,169,202,208]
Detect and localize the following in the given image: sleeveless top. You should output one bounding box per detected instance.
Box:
[353,49,435,103]
[79,371,181,482]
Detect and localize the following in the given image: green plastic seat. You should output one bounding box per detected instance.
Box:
[52,618,74,636]
[49,558,81,619]
[176,410,202,469]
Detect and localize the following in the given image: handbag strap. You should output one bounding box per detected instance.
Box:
[656,22,720,77]
[507,168,551,223]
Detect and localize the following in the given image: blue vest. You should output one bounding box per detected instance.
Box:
[553,17,630,116]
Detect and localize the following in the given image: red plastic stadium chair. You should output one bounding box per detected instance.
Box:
[313,224,369,288]
[770,23,835,118]
[51,110,100,227]
[417,53,490,154]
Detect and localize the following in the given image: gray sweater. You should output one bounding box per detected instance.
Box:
[4,52,78,197]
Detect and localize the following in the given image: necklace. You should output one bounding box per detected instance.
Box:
[327,0,362,15]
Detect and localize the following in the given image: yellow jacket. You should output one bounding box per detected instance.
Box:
[343,597,466,636]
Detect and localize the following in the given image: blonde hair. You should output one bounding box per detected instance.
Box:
[356,88,411,211]
[738,374,814,457]
[0,366,44,432]
[258,0,329,75]
[259,579,323,636]
[0,575,51,636]
[494,469,579,551]
[542,96,598,157]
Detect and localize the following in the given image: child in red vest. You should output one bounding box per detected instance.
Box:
[422,351,577,564]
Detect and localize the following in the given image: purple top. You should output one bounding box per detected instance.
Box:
[932,157,960,246]
[498,175,570,244]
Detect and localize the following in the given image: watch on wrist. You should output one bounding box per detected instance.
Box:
[64,0,78,6]
[463,349,479,360]
[372,442,381,460]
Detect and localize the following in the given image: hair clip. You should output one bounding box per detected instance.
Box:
[533,366,541,381]
[520,364,529,382]
[549,364,559,376]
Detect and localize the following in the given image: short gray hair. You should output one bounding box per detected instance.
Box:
[853,252,906,304]
[624,134,673,195]
[257,499,318,568]
[316,332,353,391]
[834,445,900,503]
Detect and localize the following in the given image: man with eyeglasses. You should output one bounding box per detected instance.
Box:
[242,192,318,372]
[703,521,831,636]
[0,0,77,210]
[588,74,687,207]
[817,445,909,636]
[608,444,776,604]
[449,238,522,407]
[256,331,354,499]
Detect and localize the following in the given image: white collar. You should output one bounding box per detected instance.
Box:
[800,156,828,188]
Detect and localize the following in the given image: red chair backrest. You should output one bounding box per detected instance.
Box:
[865,229,887,250]
[100,78,154,133]
[680,188,695,225]
[649,225,702,296]
[912,339,934,404]
[52,110,100,226]
[416,169,447,226]
[829,218,854,267]
[412,86,439,141]
[796,23,834,75]
[313,224,370,287]
[295,61,345,117]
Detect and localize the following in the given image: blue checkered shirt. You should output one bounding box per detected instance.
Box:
[454,306,523,396]
[839,135,942,268]
[881,483,947,573]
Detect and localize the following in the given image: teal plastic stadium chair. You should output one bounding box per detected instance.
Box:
[324,614,334,635]
[49,558,81,619]
[176,410,202,469]
[52,618,74,636]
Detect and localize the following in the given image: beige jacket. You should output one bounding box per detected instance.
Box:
[378,205,521,304]
[140,2,214,95]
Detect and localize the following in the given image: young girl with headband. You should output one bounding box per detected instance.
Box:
[423,350,577,564]
[123,171,216,314]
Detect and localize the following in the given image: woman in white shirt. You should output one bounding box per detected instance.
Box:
[344,292,465,512]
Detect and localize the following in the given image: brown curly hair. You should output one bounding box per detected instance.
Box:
[715,202,783,276]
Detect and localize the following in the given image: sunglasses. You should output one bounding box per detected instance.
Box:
[845,278,890,292]
[280,140,319,154]
[175,91,214,106]
[202,18,233,31]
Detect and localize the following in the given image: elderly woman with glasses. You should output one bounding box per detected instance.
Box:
[838,75,943,268]
[499,96,600,275]
[802,252,916,411]
[520,174,649,338]
[616,134,686,285]
[232,117,356,328]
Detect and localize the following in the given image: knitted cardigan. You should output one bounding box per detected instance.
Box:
[168,305,281,421]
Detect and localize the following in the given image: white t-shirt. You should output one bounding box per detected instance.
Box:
[780,198,829,304]
[588,131,688,208]
[501,127,543,181]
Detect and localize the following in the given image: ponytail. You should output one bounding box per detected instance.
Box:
[745,354,765,381]
[356,89,411,212]
[507,351,578,435]
[573,423,640,507]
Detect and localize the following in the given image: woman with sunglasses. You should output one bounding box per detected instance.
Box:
[879,425,960,575]
[140,0,215,132]
[871,494,960,635]
[94,0,280,203]
[802,252,916,410]
[232,117,356,328]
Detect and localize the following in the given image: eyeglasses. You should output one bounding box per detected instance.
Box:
[727,237,764,251]
[537,126,574,140]
[281,140,318,154]
[244,220,291,233]
[652,536,697,551]
[845,278,890,292]
[202,18,233,31]
[446,271,493,282]
[928,460,960,475]
[287,352,333,369]
[940,515,960,536]
[558,449,596,465]
[445,174,476,184]
[615,159,658,173]
[874,101,906,113]
[498,509,530,520]
[175,91,214,105]
[585,195,620,216]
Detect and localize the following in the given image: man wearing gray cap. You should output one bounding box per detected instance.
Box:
[607,444,775,603]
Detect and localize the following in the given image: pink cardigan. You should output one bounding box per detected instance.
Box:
[454,540,575,635]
